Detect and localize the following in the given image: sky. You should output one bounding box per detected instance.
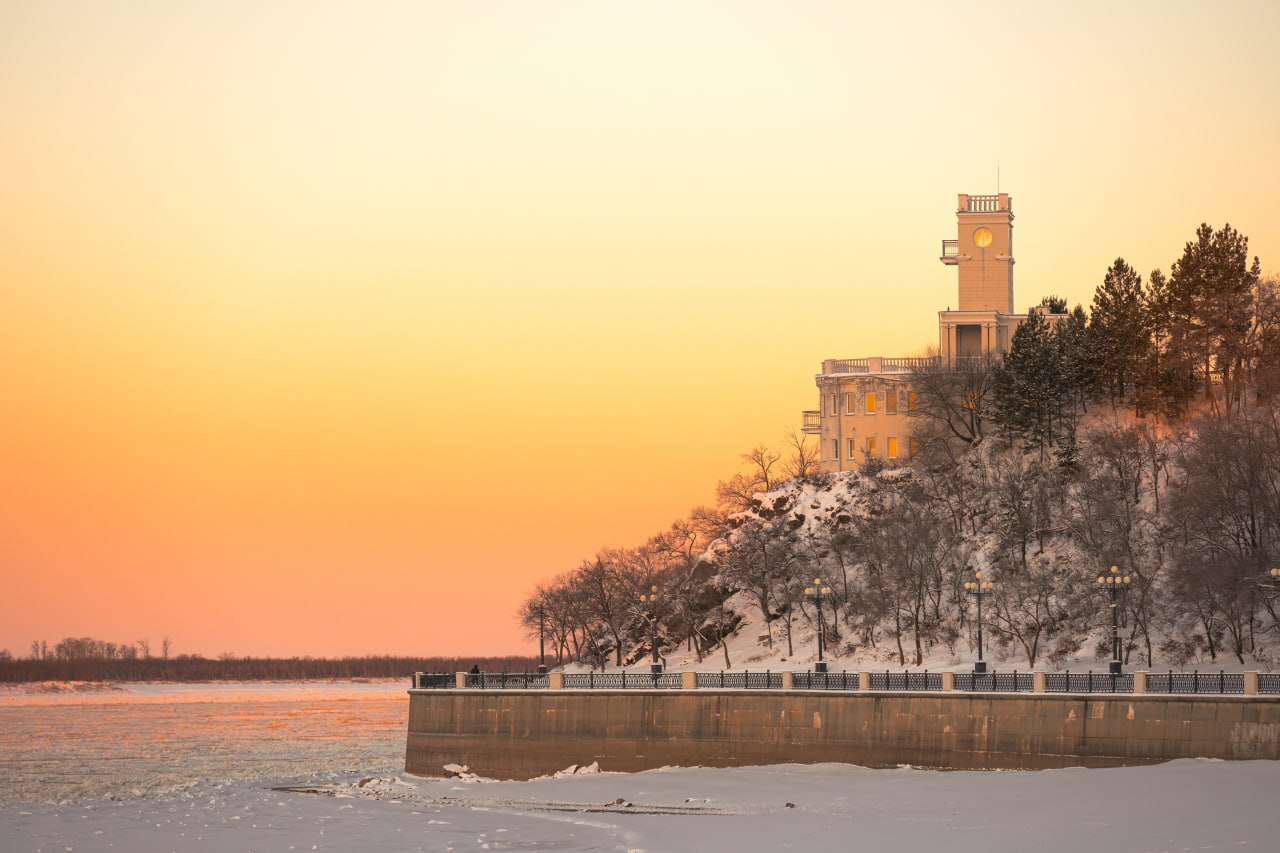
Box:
[2,1,1279,658]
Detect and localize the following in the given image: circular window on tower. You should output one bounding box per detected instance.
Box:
[973,227,993,248]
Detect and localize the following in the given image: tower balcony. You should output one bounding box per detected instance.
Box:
[940,239,960,265]
[958,193,1011,214]
[801,410,821,434]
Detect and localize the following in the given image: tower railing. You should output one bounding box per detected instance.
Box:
[962,194,1002,212]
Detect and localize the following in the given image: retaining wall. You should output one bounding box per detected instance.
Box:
[404,689,1280,779]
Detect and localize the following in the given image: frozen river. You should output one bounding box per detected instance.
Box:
[3,681,1280,851]
[0,681,407,805]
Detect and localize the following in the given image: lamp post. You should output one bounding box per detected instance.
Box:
[804,578,832,673]
[639,586,662,674]
[964,569,993,674]
[1096,565,1132,675]
[536,603,548,674]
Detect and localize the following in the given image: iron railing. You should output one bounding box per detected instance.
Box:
[1044,672,1133,693]
[562,672,683,689]
[466,672,551,690]
[695,671,783,690]
[417,670,1277,695]
[1146,671,1244,695]
[792,671,859,691]
[954,671,1035,692]
[941,239,959,258]
[868,671,944,690]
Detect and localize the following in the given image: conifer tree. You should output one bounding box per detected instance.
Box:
[1166,223,1261,414]
[992,309,1063,454]
[1089,258,1149,407]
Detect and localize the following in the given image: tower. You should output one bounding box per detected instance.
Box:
[938,193,1016,360]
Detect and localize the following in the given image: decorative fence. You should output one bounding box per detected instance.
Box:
[563,672,683,690]
[1045,672,1133,693]
[412,670,1280,695]
[466,672,551,690]
[793,671,860,691]
[1146,671,1245,695]
[695,671,784,689]
[955,672,1036,692]
[869,671,945,691]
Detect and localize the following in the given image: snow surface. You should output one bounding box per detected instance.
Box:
[5,760,1279,852]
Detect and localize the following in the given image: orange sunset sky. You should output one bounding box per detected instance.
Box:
[3,2,1279,658]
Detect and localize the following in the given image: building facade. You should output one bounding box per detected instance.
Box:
[803,193,1053,473]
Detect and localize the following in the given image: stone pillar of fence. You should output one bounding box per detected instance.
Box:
[1245,671,1259,694]
[455,672,468,689]
[681,671,697,690]
[1033,671,1046,693]
[1133,671,1147,694]
[549,672,564,690]
[858,671,871,690]
[782,671,794,690]
[411,672,422,689]
[941,671,955,691]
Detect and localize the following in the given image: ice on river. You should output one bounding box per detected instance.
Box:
[5,760,1280,852]
[3,681,1279,851]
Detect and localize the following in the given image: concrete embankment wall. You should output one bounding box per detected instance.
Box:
[404,690,1280,779]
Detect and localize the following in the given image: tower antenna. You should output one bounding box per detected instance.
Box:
[997,161,1000,194]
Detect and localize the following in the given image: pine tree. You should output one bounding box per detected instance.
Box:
[1089,258,1149,408]
[1134,268,1197,418]
[1038,295,1069,314]
[1166,223,1261,414]
[992,309,1063,454]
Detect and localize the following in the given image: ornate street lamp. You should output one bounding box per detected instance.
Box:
[639,586,662,674]
[964,570,994,674]
[1096,565,1133,674]
[804,578,832,673]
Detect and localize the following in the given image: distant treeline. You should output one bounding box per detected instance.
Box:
[0,654,538,683]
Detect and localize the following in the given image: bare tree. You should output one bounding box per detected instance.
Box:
[780,428,820,481]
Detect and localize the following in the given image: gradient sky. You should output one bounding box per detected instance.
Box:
[3,1,1278,658]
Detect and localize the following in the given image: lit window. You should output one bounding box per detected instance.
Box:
[888,438,898,459]
[886,390,898,415]
[908,391,918,412]
[865,392,876,414]
[847,438,856,458]
[866,436,877,457]
[962,389,979,411]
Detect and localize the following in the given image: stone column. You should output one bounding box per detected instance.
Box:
[1133,671,1147,694]
[455,672,468,689]
[858,671,870,690]
[549,672,565,690]
[782,671,794,690]
[681,671,697,690]
[1033,671,1046,693]
[1245,671,1259,695]
[941,671,955,691]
